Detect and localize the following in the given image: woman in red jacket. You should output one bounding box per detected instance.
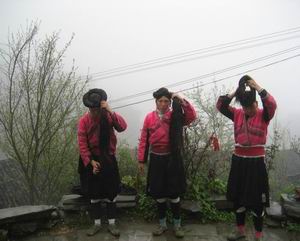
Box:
[138,87,196,238]
[77,88,127,237]
[216,76,277,241]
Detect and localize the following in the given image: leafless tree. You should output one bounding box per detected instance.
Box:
[0,23,87,204]
[183,84,234,194]
[290,136,300,156]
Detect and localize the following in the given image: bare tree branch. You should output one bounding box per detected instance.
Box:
[0,23,87,204]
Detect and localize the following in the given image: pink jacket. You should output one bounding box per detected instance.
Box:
[216,90,277,156]
[78,111,127,166]
[138,100,197,162]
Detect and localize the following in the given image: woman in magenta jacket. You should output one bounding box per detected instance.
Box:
[216,75,277,241]
[77,88,127,237]
[138,87,196,238]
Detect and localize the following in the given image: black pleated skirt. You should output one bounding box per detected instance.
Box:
[146,153,186,199]
[78,154,121,200]
[227,154,270,207]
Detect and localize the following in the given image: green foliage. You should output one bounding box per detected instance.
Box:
[117,141,138,178]
[120,171,158,221]
[136,193,157,221]
[121,175,137,189]
[265,129,281,172]
[121,172,174,222]
[180,85,234,222]
[286,222,300,232]
[199,200,234,222]
[185,174,233,222]
[207,178,227,195]
[118,153,157,221]
[135,192,174,222]
[280,183,297,194]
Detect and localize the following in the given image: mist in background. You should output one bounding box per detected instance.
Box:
[1,0,300,146]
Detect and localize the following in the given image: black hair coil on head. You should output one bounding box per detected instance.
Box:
[153,87,172,100]
[238,75,252,87]
[235,75,256,107]
[83,88,107,108]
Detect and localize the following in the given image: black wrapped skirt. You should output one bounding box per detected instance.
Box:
[227,154,270,207]
[147,153,186,199]
[78,154,121,200]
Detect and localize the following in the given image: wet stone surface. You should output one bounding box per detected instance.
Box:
[13,217,300,241]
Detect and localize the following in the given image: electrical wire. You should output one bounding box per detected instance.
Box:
[109,45,300,103]
[85,26,300,80]
[112,52,300,110]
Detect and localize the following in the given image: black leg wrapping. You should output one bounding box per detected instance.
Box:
[89,201,102,220]
[235,209,246,226]
[252,205,264,232]
[106,202,117,220]
[157,201,167,219]
[170,202,180,220]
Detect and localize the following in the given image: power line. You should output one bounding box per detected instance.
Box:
[86,26,300,81]
[180,53,300,93]
[89,26,300,76]
[109,45,300,103]
[90,35,300,82]
[112,53,300,110]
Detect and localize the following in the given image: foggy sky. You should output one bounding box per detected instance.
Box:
[1,0,300,146]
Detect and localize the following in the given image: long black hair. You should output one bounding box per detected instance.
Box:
[235,75,256,107]
[152,87,185,155]
[99,109,110,154]
[170,97,185,157]
[169,95,186,194]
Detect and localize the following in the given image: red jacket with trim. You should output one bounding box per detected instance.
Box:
[77,111,127,166]
[216,90,277,156]
[138,100,197,162]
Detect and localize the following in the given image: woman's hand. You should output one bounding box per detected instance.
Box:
[91,160,101,174]
[138,162,145,175]
[100,100,113,114]
[171,92,184,103]
[227,90,236,99]
[246,79,262,92]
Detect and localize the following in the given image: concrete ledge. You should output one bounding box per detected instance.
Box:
[58,194,137,211]
[0,205,56,226]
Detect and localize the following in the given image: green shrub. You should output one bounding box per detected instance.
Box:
[286,222,300,232]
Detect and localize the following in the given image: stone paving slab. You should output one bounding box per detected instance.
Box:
[184,224,218,236]
[16,219,300,241]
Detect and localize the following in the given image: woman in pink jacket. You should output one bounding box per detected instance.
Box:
[138,87,196,238]
[77,88,127,237]
[216,76,277,241]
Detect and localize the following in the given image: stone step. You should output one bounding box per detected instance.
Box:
[0,205,56,226]
[266,201,287,221]
[280,193,300,219]
[58,194,137,211]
